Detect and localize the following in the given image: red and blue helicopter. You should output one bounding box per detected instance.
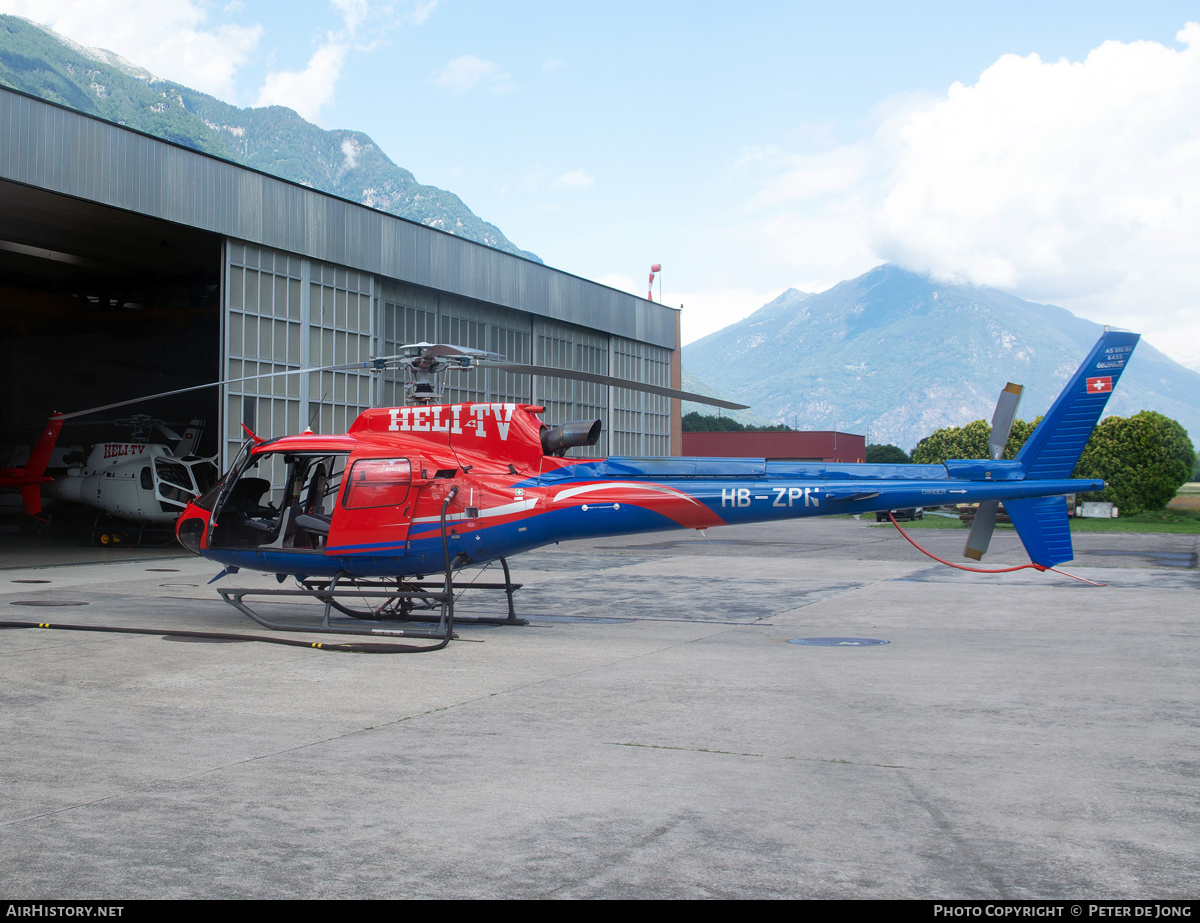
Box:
[168,330,1138,644]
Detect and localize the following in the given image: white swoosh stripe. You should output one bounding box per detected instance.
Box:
[411,497,539,524]
[552,481,702,507]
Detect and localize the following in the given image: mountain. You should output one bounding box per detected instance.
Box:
[0,15,540,262]
[678,369,773,427]
[683,265,1200,451]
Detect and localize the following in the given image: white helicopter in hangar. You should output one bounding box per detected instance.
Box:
[30,415,218,543]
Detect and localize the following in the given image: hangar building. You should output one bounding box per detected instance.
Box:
[0,86,682,470]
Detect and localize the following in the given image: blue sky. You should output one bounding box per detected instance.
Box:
[5,1,1200,368]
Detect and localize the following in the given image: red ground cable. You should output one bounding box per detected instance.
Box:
[886,512,1105,586]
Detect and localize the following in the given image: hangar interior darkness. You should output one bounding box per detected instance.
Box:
[0,178,221,459]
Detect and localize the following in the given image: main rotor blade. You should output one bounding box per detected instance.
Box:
[491,363,750,410]
[52,352,750,421]
[988,383,1024,461]
[963,500,999,561]
[55,359,389,421]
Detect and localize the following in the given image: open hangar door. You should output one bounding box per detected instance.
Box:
[0,178,222,527]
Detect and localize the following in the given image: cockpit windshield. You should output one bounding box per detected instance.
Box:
[209,450,348,551]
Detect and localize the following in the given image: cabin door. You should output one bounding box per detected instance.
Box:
[328,456,414,556]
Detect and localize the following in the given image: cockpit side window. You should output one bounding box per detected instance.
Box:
[209,451,348,550]
[291,454,346,514]
[342,458,412,509]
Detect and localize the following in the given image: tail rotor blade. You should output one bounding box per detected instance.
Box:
[964,500,999,561]
[988,383,1024,460]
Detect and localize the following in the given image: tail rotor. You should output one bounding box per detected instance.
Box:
[963,382,1024,562]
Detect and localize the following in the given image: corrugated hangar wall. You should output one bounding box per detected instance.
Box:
[0,86,678,466]
[223,241,673,469]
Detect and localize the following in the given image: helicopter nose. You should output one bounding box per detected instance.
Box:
[176,507,206,554]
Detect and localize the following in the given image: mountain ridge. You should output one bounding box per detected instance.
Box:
[683,265,1200,450]
[0,15,540,262]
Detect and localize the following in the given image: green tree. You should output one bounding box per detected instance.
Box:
[914,411,1194,514]
[682,412,792,433]
[682,412,745,432]
[1074,411,1195,514]
[911,418,1037,464]
[865,443,911,464]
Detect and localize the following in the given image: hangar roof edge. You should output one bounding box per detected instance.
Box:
[0,85,678,349]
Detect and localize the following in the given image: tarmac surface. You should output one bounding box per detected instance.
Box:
[1,517,1197,899]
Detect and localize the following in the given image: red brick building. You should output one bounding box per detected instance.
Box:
[681,431,866,463]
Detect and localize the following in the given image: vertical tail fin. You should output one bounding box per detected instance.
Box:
[1006,330,1139,568]
[1016,330,1139,478]
[1,416,64,516]
[173,419,205,457]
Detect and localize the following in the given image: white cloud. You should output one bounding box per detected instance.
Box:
[872,24,1200,369]
[410,0,438,26]
[743,24,1200,371]
[252,0,387,124]
[551,169,594,191]
[729,141,885,303]
[431,54,515,94]
[254,40,349,123]
[0,0,392,123]
[745,147,872,212]
[0,0,262,98]
[432,55,494,92]
[733,143,780,169]
[674,286,787,345]
[330,0,368,35]
[340,137,361,171]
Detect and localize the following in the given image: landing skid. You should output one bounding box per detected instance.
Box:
[215,488,526,644]
[217,559,527,640]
